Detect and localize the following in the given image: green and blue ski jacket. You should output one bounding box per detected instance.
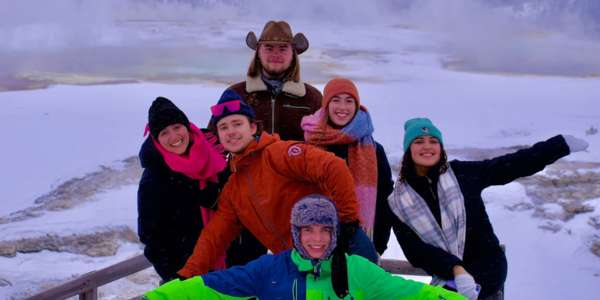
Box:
[143,250,466,300]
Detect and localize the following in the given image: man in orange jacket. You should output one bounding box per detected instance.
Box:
[177,90,377,279]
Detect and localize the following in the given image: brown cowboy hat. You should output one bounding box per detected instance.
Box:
[246,20,309,55]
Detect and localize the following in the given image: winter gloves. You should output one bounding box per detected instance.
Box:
[454,274,479,300]
[331,220,359,299]
[339,220,359,251]
[563,134,589,153]
[331,246,350,299]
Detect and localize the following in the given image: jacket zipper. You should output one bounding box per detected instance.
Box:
[282,104,311,110]
[427,177,438,202]
[244,167,291,249]
[271,97,276,134]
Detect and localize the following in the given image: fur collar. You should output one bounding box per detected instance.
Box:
[246,75,306,97]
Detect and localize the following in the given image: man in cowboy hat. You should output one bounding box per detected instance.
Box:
[227,20,322,141]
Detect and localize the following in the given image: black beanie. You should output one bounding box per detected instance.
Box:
[148,97,191,140]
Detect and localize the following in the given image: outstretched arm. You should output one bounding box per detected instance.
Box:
[350,255,467,299]
[451,135,571,190]
[145,255,272,300]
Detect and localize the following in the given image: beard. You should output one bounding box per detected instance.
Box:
[261,61,291,78]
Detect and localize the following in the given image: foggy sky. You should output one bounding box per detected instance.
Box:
[1,0,598,79]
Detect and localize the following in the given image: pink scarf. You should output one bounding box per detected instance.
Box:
[301,107,378,239]
[144,122,228,270]
[144,122,226,190]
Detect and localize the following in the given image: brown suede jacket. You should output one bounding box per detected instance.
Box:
[177,132,360,278]
[228,76,323,141]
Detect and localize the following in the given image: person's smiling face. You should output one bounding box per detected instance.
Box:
[216,115,257,155]
[300,225,332,260]
[410,135,441,176]
[258,44,294,78]
[327,93,357,129]
[157,124,190,155]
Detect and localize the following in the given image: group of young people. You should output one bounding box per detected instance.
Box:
[136,21,589,300]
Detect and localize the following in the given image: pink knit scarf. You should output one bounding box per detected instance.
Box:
[301,107,378,239]
[144,122,228,270]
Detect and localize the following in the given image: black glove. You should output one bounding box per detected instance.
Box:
[331,220,358,299]
[198,167,233,209]
[339,220,359,252]
[198,183,220,209]
[331,232,350,299]
[166,273,187,283]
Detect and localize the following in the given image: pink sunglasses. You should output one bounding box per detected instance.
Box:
[211,100,242,117]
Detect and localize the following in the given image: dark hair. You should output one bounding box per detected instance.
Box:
[247,45,301,82]
[398,146,448,183]
[250,117,264,137]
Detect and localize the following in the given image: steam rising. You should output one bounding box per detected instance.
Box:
[0,0,598,86]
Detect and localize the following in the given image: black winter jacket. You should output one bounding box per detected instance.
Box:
[326,141,395,254]
[137,133,230,281]
[388,135,570,280]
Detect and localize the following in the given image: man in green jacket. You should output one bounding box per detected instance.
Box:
[143,195,468,300]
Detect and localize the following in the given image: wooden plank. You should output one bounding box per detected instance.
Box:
[28,254,152,300]
[380,259,429,276]
[79,288,97,300]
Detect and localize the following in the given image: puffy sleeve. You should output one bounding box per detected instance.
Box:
[145,255,274,300]
[450,135,570,192]
[270,142,360,223]
[350,255,467,300]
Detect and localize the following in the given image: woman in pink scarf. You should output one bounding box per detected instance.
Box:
[137,97,266,283]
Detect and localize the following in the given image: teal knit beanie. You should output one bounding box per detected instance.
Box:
[403,118,443,152]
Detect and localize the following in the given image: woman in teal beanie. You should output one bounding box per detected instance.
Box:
[141,195,468,300]
[386,118,588,300]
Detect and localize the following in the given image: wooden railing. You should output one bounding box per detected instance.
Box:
[26,254,152,300]
[381,258,429,276]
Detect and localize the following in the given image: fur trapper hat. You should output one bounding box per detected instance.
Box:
[148,97,190,140]
[290,195,339,261]
[246,20,309,55]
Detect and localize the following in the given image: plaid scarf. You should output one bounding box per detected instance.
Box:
[388,166,466,286]
[301,107,378,239]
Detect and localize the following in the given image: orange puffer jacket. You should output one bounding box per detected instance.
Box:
[178,132,360,278]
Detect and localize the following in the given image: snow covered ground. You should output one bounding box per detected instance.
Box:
[1,5,600,300]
